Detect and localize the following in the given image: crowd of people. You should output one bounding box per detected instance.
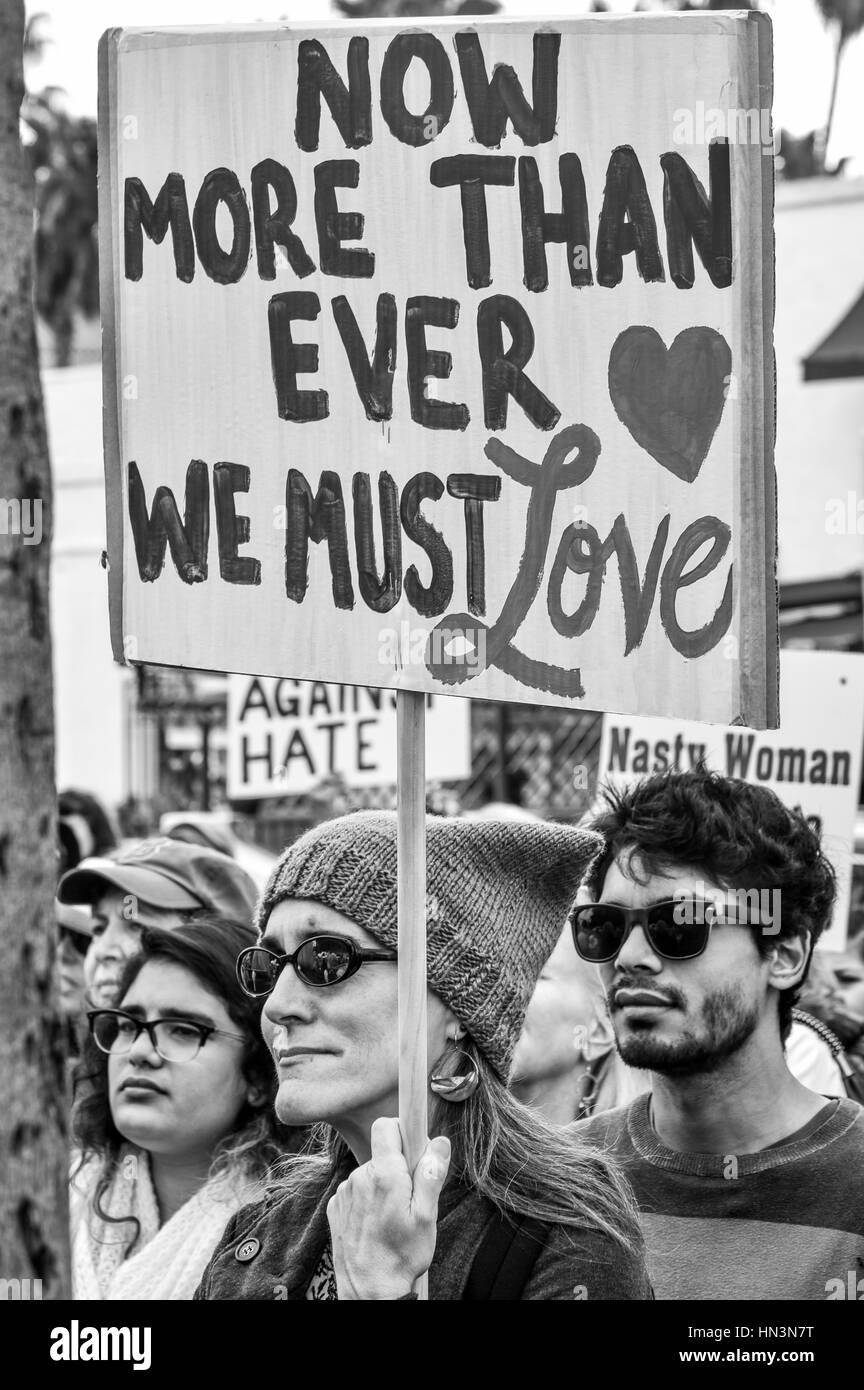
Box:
[54,770,864,1300]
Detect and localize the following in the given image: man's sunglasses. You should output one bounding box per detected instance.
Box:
[236,934,398,997]
[570,899,721,964]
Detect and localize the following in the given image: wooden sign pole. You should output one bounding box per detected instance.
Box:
[396,688,428,1301]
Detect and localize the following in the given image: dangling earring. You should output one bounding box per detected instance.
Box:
[430,1043,480,1102]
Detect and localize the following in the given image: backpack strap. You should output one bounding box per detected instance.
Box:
[463,1211,549,1301]
[576,1048,615,1120]
[792,1007,849,1068]
[792,1007,864,1104]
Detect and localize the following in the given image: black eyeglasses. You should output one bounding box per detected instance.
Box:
[570,899,722,964]
[87,1008,246,1062]
[59,925,90,958]
[236,934,398,997]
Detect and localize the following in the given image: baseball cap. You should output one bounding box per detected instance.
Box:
[55,899,93,939]
[57,836,258,923]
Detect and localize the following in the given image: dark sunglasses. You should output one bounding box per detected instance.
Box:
[570,899,719,964]
[59,925,90,958]
[236,934,398,997]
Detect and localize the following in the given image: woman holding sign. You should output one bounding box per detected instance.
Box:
[195,813,651,1300]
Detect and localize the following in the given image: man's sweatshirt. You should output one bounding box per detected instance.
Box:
[576,1094,864,1300]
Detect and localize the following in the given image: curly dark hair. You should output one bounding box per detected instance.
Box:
[72,915,289,1253]
[585,769,837,1041]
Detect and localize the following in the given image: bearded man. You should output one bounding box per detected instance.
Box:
[573,770,864,1301]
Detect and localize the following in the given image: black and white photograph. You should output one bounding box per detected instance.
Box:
[1,0,863,1358]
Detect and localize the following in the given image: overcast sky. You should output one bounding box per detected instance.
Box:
[24,0,864,174]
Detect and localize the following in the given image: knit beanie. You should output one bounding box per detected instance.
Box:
[256,811,603,1082]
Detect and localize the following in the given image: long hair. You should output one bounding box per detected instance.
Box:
[72,916,288,1253]
[268,1035,644,1258]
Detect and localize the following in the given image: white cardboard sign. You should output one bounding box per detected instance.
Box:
[100,13,776,725]
[227,677,470,796]
[597,651,864,950]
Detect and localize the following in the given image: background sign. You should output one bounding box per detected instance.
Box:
[597,651,864,949]
[100,13,776,725]
[227,677,470,796]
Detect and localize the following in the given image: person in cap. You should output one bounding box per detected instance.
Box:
[54,789,119,1038]
[58,837,259,1009]
[55,902,92,1022]
[195,811,651,1301]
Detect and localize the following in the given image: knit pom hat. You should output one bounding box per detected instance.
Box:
[256,811,603,1082]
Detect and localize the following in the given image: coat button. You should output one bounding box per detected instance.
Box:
[234,1237,261,1263]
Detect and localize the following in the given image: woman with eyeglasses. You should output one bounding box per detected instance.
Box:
[196,812,652,1301]
[70,916,291,1300]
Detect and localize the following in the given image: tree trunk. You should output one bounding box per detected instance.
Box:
[0,0,68,1297]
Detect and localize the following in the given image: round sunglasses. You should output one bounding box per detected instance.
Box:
[58,924,90,958]
[236,933,398,997]
[570,898,722,964]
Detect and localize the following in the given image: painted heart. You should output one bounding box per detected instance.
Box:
[608,325,732,483]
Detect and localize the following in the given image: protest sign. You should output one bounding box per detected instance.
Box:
[99,11,776,727]
[100,16,778,1263]
[597,651,864,950]
[227,677,470,796]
